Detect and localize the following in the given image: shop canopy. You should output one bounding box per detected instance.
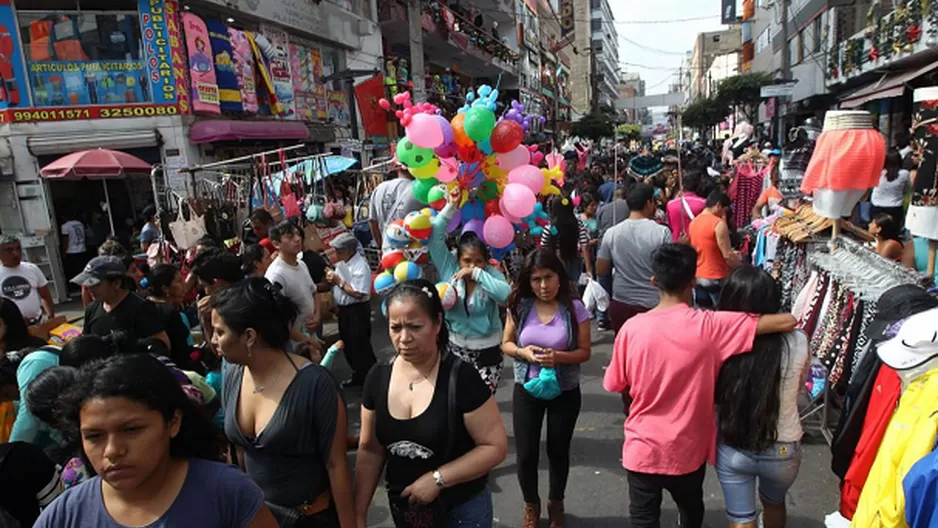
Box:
[39,148,152,180]
[840,61,938,109]
[188,120,310,144]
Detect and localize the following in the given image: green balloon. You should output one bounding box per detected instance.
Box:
[412,177,439,204]
[396,139,434,168]
[464,107,496,142]
[478,180,499,201]
[427,185,447,204]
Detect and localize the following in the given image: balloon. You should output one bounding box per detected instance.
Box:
[478,138,493,155]
[373,271,397,294]
[433,114,454,144]
[451,113,474,148]
[381,249,406,271]
[502,183,536,218]
[483,215,515,249]
[462,218,484,237]
[396,140,434,168]
[457,145,483,164]
[477,180,500,201]
[446,208,462,233]
[484,200,500,217]
[496,144,530,171]
[464,106,496,142]
[408,157,441,179]
[412,177,438,204]
[420,207,438,217]
[427,185,448,211]
[404,210,432,240]
[461,199,484,220]
[508,164,545,194]
[406,113,444,148]
[499,197,524,224]
[385,220,410,248]
[393,261,422,282]
[435,158,459,183]
[405,243,429,265]
[490,120,524,153]
[434,142,458,159]
[436,282,458,310]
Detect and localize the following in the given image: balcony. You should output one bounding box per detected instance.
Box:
[378,0,520,79]
[826,0,938,85]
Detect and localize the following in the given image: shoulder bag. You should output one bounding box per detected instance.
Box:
[168,198,207,250]
[387,356,460,527]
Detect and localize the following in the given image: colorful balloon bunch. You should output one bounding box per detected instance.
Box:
[372,208,437,295]
[385,87,565,253]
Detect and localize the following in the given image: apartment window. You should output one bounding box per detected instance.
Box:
[591,20,602,33]
[590,0,601,9]
[813,16,823,53]
[795,31,804,64]
[755,27,770,54]
[593,41,603,53]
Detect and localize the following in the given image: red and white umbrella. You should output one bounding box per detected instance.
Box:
[40,149,153,235]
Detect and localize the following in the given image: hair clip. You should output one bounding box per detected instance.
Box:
[421,286,433,298]
[561,198,569,206]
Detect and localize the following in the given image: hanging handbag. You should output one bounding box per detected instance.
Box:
[278,149,302,219]
[386,357,460,527]
[169,197,208,249]
[259,154,284,223]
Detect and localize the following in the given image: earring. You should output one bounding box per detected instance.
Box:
[247,344,253,358]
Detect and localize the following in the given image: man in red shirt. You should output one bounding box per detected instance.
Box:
[603,244,796,528]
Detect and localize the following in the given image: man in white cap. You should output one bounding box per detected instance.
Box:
[326,232,374,387]
[0,234,55,325]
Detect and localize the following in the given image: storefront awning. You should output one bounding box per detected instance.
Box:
[189,120,310,144]
[27,130,160,156]
[840,61,938,108]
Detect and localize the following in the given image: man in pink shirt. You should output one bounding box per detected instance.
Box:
[603,244,796,528]
[665,171,707,242]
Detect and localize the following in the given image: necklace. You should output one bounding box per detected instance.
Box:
[407,356,441,391]
[253,361,286,393]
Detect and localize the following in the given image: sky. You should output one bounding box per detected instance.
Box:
[609,0,732,95]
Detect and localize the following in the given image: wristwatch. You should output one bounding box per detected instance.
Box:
[432,469,446,489]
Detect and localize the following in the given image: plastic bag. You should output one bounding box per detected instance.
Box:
[582,279,610,313]
[523,367,562,400]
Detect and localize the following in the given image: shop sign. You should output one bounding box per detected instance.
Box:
[139,0,178,105]
[558,0,574,43]
[28,61,148,106]
[0,103,179,124]
[327,90,350,126]
[0,0,30,109]
[165,0,190,113]
[181,12,221,114]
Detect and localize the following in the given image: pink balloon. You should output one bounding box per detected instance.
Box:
[434,142,458,159]
[483,215,515,249]
[502,183,537,218]
[436,157,459,182]
[499,198,523,224]
[406,113,445,148]
[508,165,545,194]
[496,145,531,171]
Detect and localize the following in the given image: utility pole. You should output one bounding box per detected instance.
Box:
[407,0,427,102]
[777,0,791,146]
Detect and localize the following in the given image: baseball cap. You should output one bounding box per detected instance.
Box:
[70,256,127,287]
[329,232,359,252]
[865,285,938,341]
[877,307,938,370]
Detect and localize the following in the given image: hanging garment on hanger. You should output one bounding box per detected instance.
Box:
[205,19,243,113]
[851,367,938,526]
[902,443,938,527]
[228,28,258,113]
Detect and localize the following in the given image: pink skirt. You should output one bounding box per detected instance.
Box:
[801,128,885,193]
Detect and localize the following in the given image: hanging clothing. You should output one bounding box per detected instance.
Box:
[729,163,766,229]
[851,367,938,526]
[903,445,938,527]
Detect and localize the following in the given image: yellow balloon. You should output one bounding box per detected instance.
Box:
[409,158,441,179]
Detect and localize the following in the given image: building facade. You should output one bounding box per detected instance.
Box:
[690,29,741,99]
[0,0,383,303]
[589,0,618,110]
[617,72,647,123]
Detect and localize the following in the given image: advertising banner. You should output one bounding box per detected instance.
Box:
[327,90,349,126]
[355,75,386,137]
[181,11,220,114]
[165,0,190,113]
[28,60,147,107]
[289,42,322,121]
[721,0,737,25]
[558,0,574,46]
[0,0,29,109]
[258,25,296,119]
[139,0,177,106]
[229,28,257,113]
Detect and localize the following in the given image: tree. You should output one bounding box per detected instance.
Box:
[616,123,642,142]
[571,112,614,141]
[715,72,774,125]
[681,96,729,139]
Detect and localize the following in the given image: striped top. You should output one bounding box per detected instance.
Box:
[541,218,590,250]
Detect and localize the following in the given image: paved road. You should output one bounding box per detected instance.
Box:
[334,307,841,527]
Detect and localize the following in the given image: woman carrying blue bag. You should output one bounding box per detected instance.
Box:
[502,249,591,528]
[428,193,511,393]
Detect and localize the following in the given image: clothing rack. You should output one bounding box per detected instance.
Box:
[182,143,307,173]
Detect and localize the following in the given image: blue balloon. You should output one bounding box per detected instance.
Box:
[478,85,492,96]
[478,139,493,155]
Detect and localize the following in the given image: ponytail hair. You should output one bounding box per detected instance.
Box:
[210,277,298,350]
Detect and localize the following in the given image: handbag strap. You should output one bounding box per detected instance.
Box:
[444,354,459,462]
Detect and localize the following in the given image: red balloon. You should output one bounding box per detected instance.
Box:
[484,200,500,217]
[490,120,524,153]
[457,145,483,163]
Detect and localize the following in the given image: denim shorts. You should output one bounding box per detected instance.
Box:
[715,442,802,523]
[447,486,493,527]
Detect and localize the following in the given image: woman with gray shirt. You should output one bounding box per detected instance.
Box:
[213,278,355,527]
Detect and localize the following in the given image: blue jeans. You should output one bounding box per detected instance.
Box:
[715,442,802,523]
[447,486,493,527]
[694,278,724,309]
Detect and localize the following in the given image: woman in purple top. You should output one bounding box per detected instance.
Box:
[33,354,278,528]
[502,249,592,528]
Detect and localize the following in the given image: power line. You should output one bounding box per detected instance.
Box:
[618,35,689,56]
[443,4,720,26]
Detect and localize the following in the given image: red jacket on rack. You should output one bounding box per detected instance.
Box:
[839,365,902,519]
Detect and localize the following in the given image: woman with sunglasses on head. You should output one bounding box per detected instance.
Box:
[354,280,507,528]
[212,278,354,528]
[502,249,592,528]
[428,193,511,393]
[33,353,278,527]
